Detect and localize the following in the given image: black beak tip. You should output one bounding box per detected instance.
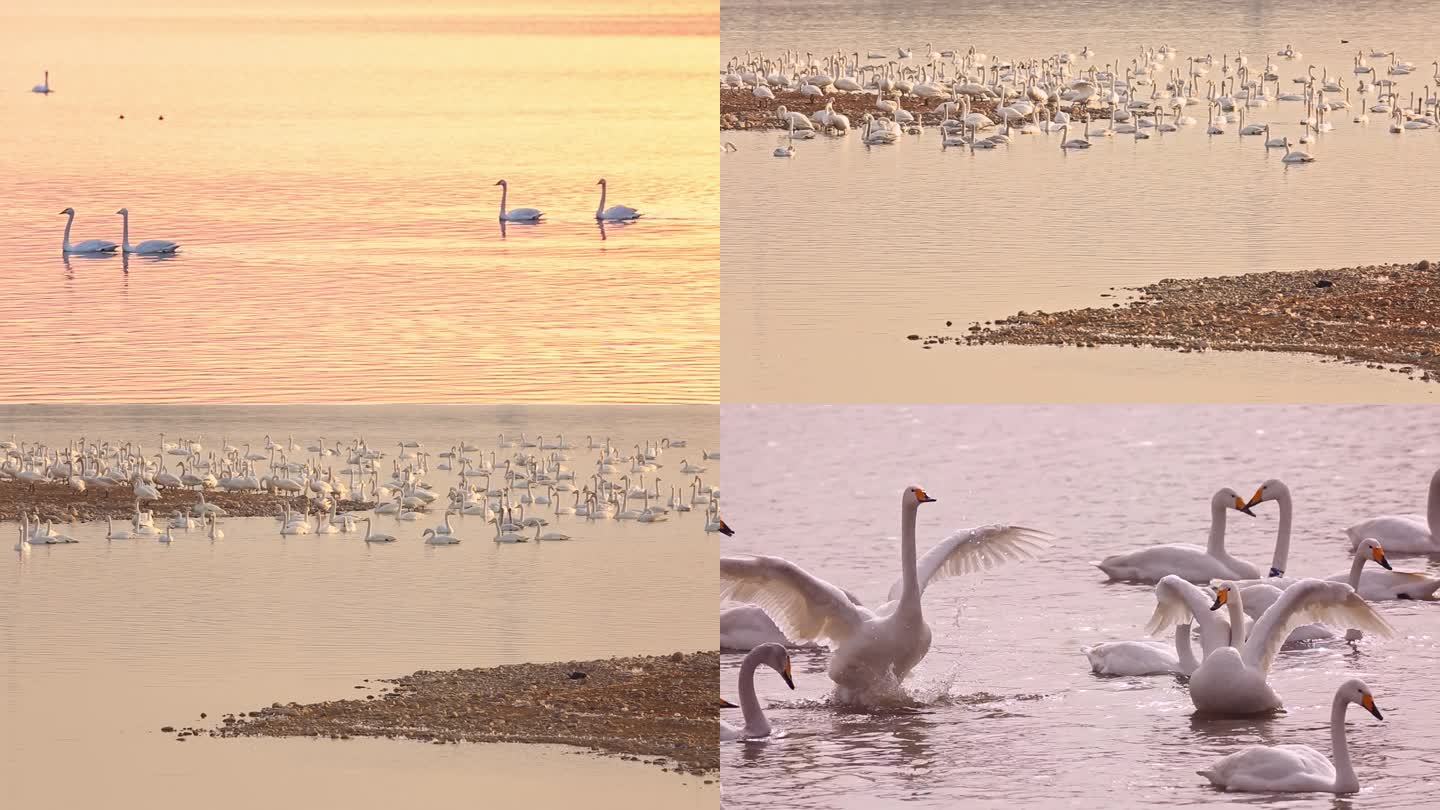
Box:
[1378,557,1393,570]
[1369,705,1384,721]
[782,673,795,689]
[1240,506,1257,517]
[718,522,734,536]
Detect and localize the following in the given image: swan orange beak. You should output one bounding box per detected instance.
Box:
[915,488,935,504]
[1371,544,1393,570]
[1362,693,1383,720]
[781,660,795,690]
[1210,589,1229,610]
[1244,487,1266,509]
[1234,496,1256,517]
[718,519,734,537]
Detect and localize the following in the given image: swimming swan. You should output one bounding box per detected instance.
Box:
[422,528,460,545]
[1084,621,1199,676]
[494,180,543,222]
[1163,579,1392,715]
[720,486,1050,693]
[361,517,396,544]
[594,179,641,221]
[1345,467,1440,553]
[720,642,794,741]
[1095,489,1259,583]
[1199,679,1383,793]
[116,209,179,254]
[59,208,118,254]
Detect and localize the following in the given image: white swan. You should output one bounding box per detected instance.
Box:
[59,208,117,254]
[1346,467,1440,553]
[494,180,543,222]
[1199,679,1383,793]
[32,71,52,94]
[361,517,396,544]
[1281,138,1316,163]
[106,516,134,540]
[594,179,640,221]
[1146,575,1251,657]
[116,209,179,254]
[720,487,1050,694]
[720,605,822,651]
[1095,489,1259,583]
[720,642,794,741]
[422,528,460,545]
[1165,580,1392,715]
[1084,621,1198,676]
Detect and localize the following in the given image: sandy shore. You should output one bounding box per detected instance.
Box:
[914,261,1440,381]
[720,87,1078,131]
[0,480,375,523]
[199,652,719,776]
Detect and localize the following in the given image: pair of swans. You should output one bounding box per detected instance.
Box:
[494,178,641,223]
[1148,575,1392,715]
[1096,488,1260,583]
[720,486,1051,693]
[1200,679,1383,793]
[59,208,179,254]
[720,642,794,741]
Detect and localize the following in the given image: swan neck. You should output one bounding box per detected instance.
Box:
[899,502,920,608]
[1429,471,1440,533]
[1226,592,1245,648]
[62,212,73,251]
[499,184,508,217]
[1270,490,1292,576]
[1174,622,1198,674]
[597,183,606,217]
[1206,498,1227,555]
[1330,692,1358,792]
[121,211,130,251]
[1348,547,1368,588]
[737,653,770,736]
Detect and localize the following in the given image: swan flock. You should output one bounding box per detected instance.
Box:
[723,470,1438,793]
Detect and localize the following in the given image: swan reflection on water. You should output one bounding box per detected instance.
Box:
[61,251,181,277]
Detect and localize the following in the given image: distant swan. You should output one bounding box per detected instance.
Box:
[116,209,179,254]
[422,528,460,545]
[720,642,794,741]
[59,208,118,254]
[494,180,543,222]
[32,70,52,94]
[594,178,641,221]
[361,517,396,544]
[1199,679,1383,793]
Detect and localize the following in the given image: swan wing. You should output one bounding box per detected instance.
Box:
[1242,579,1394,672]
[1145,574,1213,635]
[886,525,1053,602]
[720,555,870,645]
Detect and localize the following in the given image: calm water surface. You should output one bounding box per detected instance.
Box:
[721,405,1440,808]
[2,404,718,808]
[722,0,1440,402]
[0,3,718,403]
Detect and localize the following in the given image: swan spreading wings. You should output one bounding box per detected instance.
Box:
[1149,578,1393,715]
[720,486,1052,693]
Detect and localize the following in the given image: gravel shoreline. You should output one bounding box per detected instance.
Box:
[0,480,374,523]
[915,261,1440,381]
[199,652,720,776]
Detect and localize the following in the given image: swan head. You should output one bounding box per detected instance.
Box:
[752,642,795,689]
[115,207,129,216]
[1342,678,1384,720]
[59,207,75,216]
[494,179,507,187]
[1356,538,1393,570]
[718,518,733,536]
[903,485,936,508]
[1244,479,1290,509]
[1214,487,1256,516]
[1209,581,1236,610]
[597,178,607,186]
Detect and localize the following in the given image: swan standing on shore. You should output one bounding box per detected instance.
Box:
[594,179,641,221]
[1346,467,1440,552]
[720,642,795,741]
[494,180,543,222]
[720,487,1050,695]
[1199,679,1384,793]
[116,209,179,254]
[58,208,118,254]
[1095,489,1259,583]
